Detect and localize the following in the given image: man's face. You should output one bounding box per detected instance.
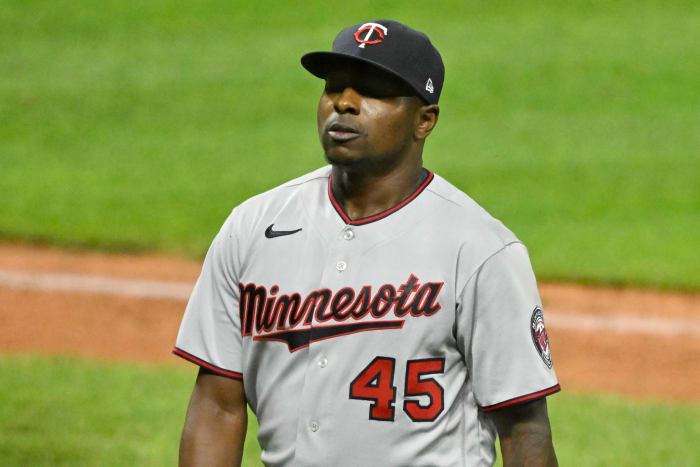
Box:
[317,62,422,170]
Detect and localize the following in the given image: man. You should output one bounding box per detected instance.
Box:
[173,20,560,466]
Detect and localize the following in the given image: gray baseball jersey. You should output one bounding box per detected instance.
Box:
[174,165,559,466]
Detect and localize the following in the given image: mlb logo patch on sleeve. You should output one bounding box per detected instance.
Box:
[531,307,553,368]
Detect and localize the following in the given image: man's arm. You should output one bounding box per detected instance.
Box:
[488,398,558,467]
[179,367,248,467]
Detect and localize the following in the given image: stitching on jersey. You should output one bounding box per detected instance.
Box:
[424,185,464,208]
[237,170,330,212]
[456,240,524,306]
[282,174,330,188]
[279,165,332,188]
[456,240,524,361]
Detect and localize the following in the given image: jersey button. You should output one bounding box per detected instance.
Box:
[318,357,328,368]
[336,261,347,272]
[343,229,355,240]
[310,420,320,432]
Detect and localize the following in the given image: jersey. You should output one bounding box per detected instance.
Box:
[173,165,559,467]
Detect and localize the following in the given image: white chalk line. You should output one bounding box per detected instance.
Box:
[545,313,700,337]
[1,269,699,337]
[0,270,193,301]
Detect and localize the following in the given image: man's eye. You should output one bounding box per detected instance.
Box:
[357,85,385,98]
[323,81,396,99]
[324,82,345,94]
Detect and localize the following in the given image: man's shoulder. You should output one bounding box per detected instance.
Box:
[425,172,491,211]
[218,166,329,239]
[237,166,330,211]
[277,165,332,190]
[425,172,521,247]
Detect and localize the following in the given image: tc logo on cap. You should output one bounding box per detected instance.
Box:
[354,22,388,48]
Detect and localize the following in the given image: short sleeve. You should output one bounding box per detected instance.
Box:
[458,242,559,411]
[172,212,243,380]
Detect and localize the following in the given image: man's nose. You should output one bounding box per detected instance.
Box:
[333,87,361,115]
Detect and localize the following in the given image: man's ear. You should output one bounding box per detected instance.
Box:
[415,104,439,140]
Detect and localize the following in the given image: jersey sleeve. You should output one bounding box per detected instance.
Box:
[173,212,244,380]
[458,242,560,411]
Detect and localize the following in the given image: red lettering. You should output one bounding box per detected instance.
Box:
[350,286,372,319]
[330,287,355,321]
[238,276,444,339]
[408,282,444,316]
[274,293,300,328]
[370,284,396,318]
[238,283,267,336]
[303,289,331,325]
[394,274,419,316]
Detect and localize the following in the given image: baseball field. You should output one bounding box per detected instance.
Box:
[1,0,699,465]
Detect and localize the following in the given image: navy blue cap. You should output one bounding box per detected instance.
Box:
[301,20,444,105]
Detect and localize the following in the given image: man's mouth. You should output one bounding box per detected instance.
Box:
[327,122,361,142]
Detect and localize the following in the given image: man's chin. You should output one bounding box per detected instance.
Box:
[324,150,365,168]
[324,149,396,174]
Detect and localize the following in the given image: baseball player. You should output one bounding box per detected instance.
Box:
[174,20,560,466]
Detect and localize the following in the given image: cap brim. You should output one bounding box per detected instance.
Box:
[301,51,428,103]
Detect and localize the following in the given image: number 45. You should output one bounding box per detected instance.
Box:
[349,356,445,422]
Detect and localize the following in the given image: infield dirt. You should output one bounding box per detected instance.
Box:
[1,243,698,402]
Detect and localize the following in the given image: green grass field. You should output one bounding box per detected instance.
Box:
[1,355,698,466]
[1,0,698,289]
[1,1,699,465]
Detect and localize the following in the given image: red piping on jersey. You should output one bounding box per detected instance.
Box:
[172,347,243,381]
[328,171,434,225]
[479,384,561,412]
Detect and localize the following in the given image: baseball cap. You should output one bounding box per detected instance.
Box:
[301,20,444,105]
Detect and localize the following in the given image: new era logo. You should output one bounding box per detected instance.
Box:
[425,78,434,94]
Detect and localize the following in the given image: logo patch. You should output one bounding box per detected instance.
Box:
[530,306,553,368]
[354,22,388,48]
[238,274,444,352]
[264,224,302,239]
[425,78,434,94]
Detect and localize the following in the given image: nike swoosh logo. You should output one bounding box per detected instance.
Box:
[265,224,302,239]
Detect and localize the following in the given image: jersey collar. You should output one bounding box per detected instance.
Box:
[327,170,434,226]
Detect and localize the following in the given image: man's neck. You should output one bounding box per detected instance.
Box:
[330,162,426,221]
